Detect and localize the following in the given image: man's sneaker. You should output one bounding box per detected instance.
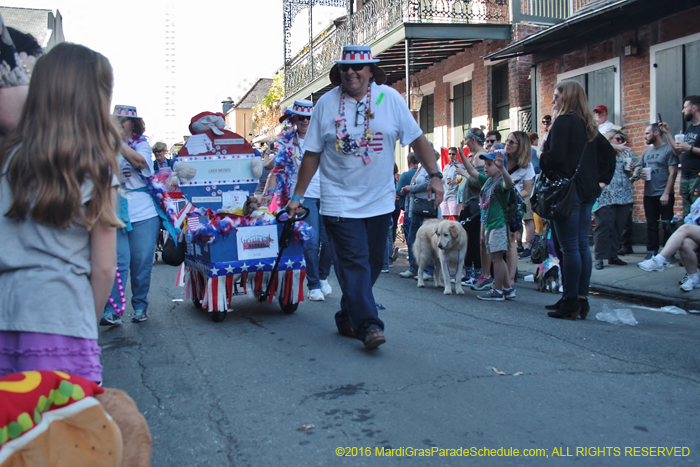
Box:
[100,312,122,326]
[471,276,493,290]
[679,273,690,285]
[478,289,504,301]
[399,270,415,278]
[381,268,389,273]
[320,279,333,295]
[363,328,386,349]
[638,258,664,272]
[132,310,147,323]
[518,248,531,259]
[415,272,432,281]
[680,276,700,292]
[308,289,325,301]
[503,288,516,299]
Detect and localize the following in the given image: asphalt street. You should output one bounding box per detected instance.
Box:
[99,255,700,467]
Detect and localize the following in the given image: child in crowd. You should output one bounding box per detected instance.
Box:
[458,150,514,300]
[0,43,121,382]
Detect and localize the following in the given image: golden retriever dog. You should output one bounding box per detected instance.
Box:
[413,219,467,294]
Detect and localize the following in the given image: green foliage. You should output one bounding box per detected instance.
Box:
[253,71,285,138]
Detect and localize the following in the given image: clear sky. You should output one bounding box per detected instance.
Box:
[4,0,288,144]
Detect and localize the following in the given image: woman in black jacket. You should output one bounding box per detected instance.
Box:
[540,81,615,319]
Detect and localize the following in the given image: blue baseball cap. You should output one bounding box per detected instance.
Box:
[479,150,508,167]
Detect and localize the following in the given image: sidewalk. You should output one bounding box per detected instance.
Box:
[516,247,700,311]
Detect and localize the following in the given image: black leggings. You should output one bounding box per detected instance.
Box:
[460,201,481,269]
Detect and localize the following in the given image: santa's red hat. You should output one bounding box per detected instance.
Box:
[189,112,226,135]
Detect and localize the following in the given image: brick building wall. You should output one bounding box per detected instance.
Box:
[535,6,700,225]
[390,39,511,149]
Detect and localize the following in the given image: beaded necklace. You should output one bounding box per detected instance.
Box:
[335,83,374,165]
[479,175,502,226]
[106,268,126,316]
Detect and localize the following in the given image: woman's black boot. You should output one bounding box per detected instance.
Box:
[579,298,590,320]
[545,298,562,310]
[547,297,580,320]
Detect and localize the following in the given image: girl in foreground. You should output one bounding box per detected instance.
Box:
[0,42,121,382]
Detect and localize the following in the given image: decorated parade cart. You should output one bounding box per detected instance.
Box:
[157,113,311,322]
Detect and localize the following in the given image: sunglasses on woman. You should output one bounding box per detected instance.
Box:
[294,115,311,121]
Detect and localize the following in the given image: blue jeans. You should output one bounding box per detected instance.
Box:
[104,216,161,314]
[551,188,593,300]
[406,215,434,276]
[303,198,333,290]
[323,214,390,341]
[383,218,393,269]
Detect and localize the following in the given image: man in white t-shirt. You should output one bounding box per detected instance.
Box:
[286,45,443,349]
[594,105,614,135]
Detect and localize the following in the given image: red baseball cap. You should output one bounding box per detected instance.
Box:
[593,105,608,114]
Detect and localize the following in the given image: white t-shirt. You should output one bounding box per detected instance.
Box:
[119,139,157,223]
[304,83,422,218]
[510,162,536,193]
[598,120,614,135]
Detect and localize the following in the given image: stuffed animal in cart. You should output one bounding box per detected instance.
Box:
[0,371,151,467]
[173,112,263,184]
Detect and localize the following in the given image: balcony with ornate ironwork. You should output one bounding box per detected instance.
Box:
[283,0,571,102]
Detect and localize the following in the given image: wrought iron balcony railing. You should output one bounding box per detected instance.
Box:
[284,0,570,97]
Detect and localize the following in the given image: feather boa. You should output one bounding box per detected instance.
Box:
[148,168,182,227]
[271,126,299,207]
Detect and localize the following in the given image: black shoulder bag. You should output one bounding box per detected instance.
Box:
[531,142,587,221]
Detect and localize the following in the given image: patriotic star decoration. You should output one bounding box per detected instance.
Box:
[240,263,249,272]
[284,259,295,269]
[210,266,219,276]
[256,261,266,270]
[300,259,306,268]
[225,265,235,274]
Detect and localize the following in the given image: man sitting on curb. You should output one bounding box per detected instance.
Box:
[638,198,700,291]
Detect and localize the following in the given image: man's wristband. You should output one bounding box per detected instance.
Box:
[291,194,304,203]
[266,188,275,196]
[429,172,443,179]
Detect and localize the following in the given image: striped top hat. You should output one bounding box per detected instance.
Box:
[113,105,141,119]
[329,45,386,86]
[335,45,380,64]
[279,99,314,123]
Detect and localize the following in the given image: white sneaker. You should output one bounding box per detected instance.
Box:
[308,289,325,301]
[638,258,664,272]
[399,270,415,278]
[680,276,700,292]
[320,279,332,296]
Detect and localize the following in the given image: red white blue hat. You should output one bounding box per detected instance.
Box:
[112,105,141,119]
[335,45,380,64]
[279,99,314,122]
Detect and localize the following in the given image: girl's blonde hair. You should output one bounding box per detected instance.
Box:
[554,81,599,143]
[508,131,532,168]
[1,42,122,230]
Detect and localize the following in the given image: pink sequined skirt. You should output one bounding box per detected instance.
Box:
[0,331,102,382]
